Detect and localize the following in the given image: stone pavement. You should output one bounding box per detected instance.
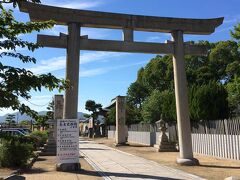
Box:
[80,139,205,180]
[22,156,102,180]
[20,138,206,180]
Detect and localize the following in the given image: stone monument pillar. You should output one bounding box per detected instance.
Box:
[115,96,127,146]
[54,95,64,140]
[39,95,63,156]
[172,30,199,165]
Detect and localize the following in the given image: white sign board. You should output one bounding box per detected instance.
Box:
[57,119,79,164]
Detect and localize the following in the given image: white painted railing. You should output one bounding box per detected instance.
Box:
[192,133,240,160]
[107,130,240,160]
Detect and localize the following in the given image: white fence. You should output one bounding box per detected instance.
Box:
[192,134,240,160]
[108,130,240,160]
[128,131,154,146]
[108,130,115,139]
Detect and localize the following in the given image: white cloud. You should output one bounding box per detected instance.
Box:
[43,0,103,9]
[58,1,102,9]
[80,61,148,78]
[29,52,125,74]
[80,68,107,77]
[145,33,171,42]
[29,56,66,74]
[216,26,233,33]
[20,95,52,107]
[0,108,17,116]
[81,52,122,64]
[0,95,53,116]
[0,47,27,54]
[41,25,112,40]
[223,14,240,24]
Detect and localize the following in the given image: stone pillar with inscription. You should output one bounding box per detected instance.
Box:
[39,95,64,156]
[115,96,127,146]
[54,95,64,140]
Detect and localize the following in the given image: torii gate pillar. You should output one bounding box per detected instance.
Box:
[57,23,81,171]
[172,31,198,165]
[63,23,80,119]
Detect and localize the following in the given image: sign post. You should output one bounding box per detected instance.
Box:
[56,119,80,169]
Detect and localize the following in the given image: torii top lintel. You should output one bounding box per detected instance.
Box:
[19,2,223,35]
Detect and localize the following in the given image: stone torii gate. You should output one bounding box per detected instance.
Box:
[19,2,223,167]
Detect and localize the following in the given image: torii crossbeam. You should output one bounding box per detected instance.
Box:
[18,1,223,169]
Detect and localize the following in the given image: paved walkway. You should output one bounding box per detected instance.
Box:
[80,139,205,180]
[22,155,102,180]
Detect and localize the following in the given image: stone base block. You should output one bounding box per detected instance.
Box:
[176,158,199,166]
[154,144,178,152]
[224,176,240,180]
[114,142,129,147]
[56,163,81,172]
[39,151,56,156]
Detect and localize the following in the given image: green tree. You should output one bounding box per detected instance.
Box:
[0,0,67,118]
[189,81,229,121]
[85,100,102,130]
[226,76,240,117]
[127,81,149,109]
[19,120,31,126]
[142,55,173,92]
[160,90,176,123]
[231,23,240,42]
[142,90,176,124]
[209,41,240,83]
[35,115,48,130]
[105,103,142,126]
[142,90,163,123]
[46,99,54,120]
[5,114,16,127]
[105,107,115,126]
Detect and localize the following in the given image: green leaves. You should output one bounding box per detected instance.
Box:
[0,1,66,118]
[231,23,240,41]
[189,82,229,121]
[126,24,240,123]
[142,90,176,123]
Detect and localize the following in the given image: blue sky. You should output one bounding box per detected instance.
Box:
[1,0,240,116]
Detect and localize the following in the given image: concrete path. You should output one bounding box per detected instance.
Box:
[22,155,102,180]
[80,139,205,180]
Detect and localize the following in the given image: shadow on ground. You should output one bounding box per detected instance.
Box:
[23,168,49,174]
[36,158,47,161]
[79,148,110,151]
[199,164,240,169]
[23,164,182,180]
[78,169,183,180]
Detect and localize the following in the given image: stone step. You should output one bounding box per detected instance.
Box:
[47,139,56,143]
[157,148,178,152]
[42,148,56,152]
[160,142,176,146]
[46,142,56,145]
[154,144,178,152]
[44,144,56,148]
[42,146,56,151]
